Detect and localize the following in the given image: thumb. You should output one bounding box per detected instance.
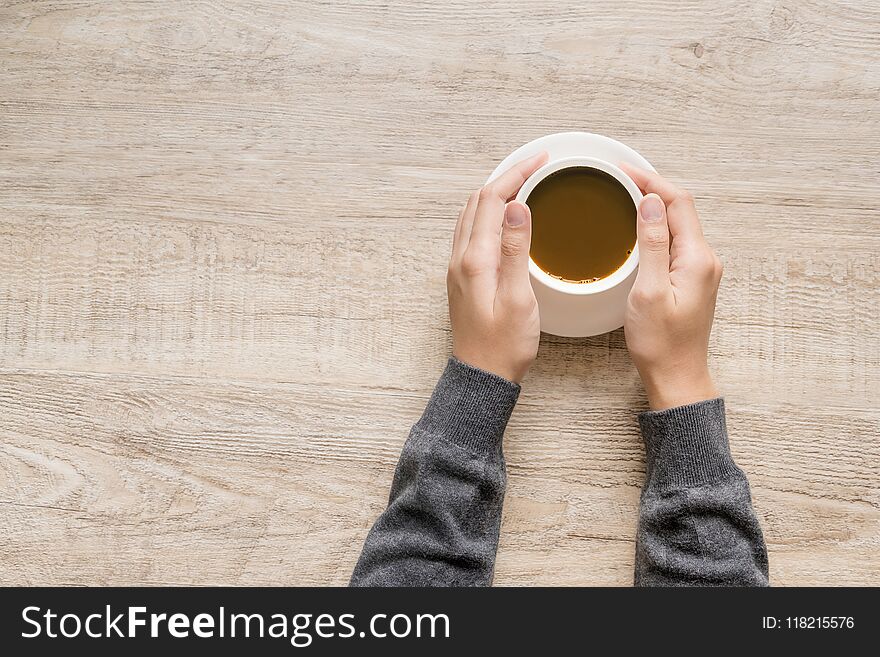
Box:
[499,201,532,289]
[634,193,671,294]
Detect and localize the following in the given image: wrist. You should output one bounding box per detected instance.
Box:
[452,349,531,384]
[639,364,717,411]
[417,357,521,456]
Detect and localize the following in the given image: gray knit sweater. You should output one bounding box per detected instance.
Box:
[350,358,768,586]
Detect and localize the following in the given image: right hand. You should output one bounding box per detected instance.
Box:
[447,152,549,383]
[620,164,723,411]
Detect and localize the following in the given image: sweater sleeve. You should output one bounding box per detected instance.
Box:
[350,357,520,587]
[634,398,769,586]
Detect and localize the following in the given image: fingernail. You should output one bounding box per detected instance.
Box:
[640,195,664,222]
[506,202,527,227]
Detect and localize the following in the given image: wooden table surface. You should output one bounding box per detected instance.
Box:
[1,1,878,586]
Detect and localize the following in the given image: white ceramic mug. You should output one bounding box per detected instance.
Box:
[515,156,642,334]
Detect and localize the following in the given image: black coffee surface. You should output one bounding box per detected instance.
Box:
[526,167,637,283]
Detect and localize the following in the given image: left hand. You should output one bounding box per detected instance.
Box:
[447,151,549,383]
[619,163,722,410]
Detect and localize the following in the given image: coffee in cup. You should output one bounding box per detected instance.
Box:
[525,165,637,284]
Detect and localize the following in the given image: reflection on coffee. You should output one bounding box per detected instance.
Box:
[526,167,636,283]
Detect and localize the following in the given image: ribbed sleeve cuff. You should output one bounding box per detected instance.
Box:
[639,398,739,491]
[414,357,521,456]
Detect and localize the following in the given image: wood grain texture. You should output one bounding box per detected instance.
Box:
[1,0,878,585]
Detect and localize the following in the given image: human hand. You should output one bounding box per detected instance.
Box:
[619,164,723,410]
[447,151,549,383]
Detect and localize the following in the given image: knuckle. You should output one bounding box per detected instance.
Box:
[447,265,466,292]
[642,227,669,250]
[713,253,724,280]
[478,184,497,203]
[505,293,534,314]
[630,285,663,306]
[514,288,536,308]
[694,250,716,277]
[460,252,484,276]
[677,189,695,205]
[499,237,523,258]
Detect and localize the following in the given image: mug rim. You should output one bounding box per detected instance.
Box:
[516,156,642,296]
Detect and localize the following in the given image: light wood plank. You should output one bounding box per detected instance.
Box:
[1,370,877,585]
[1,0,878,585]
